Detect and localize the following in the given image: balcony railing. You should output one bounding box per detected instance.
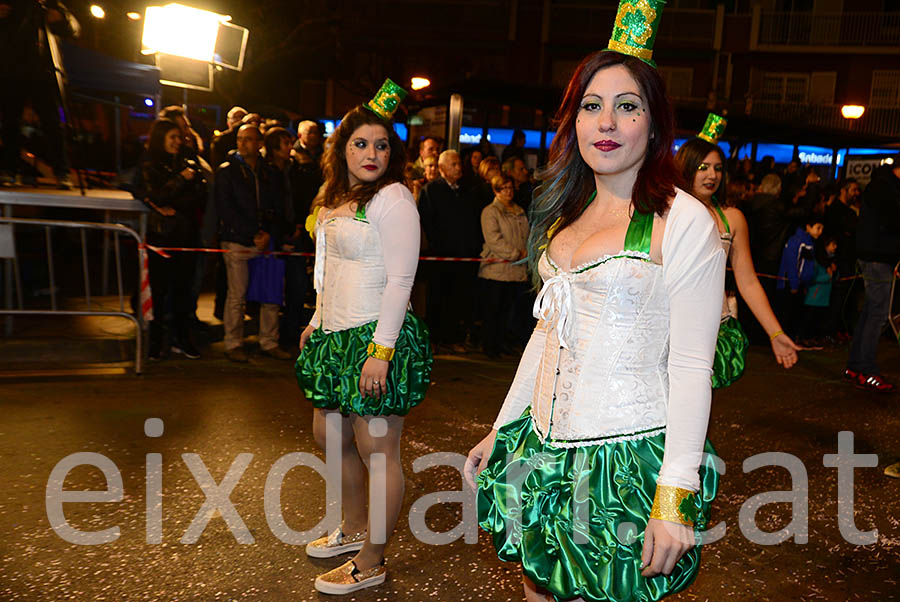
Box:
[750,101,900,137]
[550,5,717,48]
[755,10,900,48]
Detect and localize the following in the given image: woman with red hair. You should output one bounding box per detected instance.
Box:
[465,6,725,600]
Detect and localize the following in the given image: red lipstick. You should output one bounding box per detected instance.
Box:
[593,140,621,152]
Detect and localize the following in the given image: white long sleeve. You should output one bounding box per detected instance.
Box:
[658,194,726,492]
[367,183,421,348]
[492,319,548,430]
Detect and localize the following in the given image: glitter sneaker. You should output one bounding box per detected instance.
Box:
[314,559,385,595]
[305,528,366,558]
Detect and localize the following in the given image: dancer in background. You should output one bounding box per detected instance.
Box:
[295,80,432,595]
[675,115,800,388]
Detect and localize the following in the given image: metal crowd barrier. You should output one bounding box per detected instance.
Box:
[0,216,145,374]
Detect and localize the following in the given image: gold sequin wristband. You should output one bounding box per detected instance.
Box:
[649,485,696,527]
[366,342,395,362]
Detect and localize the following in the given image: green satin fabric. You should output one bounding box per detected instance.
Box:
[478,412,719,602]
[623,210,653,255]
[294,312,433,416]
[711,316,748,389]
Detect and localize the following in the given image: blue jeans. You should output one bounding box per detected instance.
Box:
[847,260,895,374]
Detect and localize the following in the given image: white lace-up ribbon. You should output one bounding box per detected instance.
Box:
[313,220,326,293]
[533,272,575,350]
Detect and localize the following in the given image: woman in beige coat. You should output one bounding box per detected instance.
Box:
[478,174,530,358]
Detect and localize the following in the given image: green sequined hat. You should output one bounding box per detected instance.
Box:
[698,113,727,144]
[606,0,665,67]
[366,78,408,121]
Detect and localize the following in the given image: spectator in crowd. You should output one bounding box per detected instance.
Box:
[461,146,483,189]
[824,178,860,338]
[158,106,209,166]
[410,136,441,180]
[265,126,318,349]
[476,155,501,208]
[736,157,756,184]
[745,173,806,280]
[776,215,824,339]
[418,149,482,353]
[477,174,529,359]
[845,161,900,394]
[140,119,206,360]
[755,155,776,180]
[0,0,80,188]
[210,106,248,168]
[215,124,290,362]
[422,155,438,183]
[801,236,838,345]
[242,113,263,128]
[781,158,803,199]
[500,128,526,164]
[502,156,533,213]
[292,120,323,166]
[477,138,497,162]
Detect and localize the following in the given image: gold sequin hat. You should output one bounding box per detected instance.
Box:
[698,113,727,144]
[606,0,666,67]
[365,78,408,121]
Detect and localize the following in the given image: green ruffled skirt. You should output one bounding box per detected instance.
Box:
[294,312,432,416]
[477,412,719,602]
[712,316,749,389]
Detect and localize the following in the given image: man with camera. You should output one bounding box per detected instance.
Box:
[215,124,291,362]
[0,0,79,188]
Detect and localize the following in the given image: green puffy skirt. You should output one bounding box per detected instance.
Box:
[477,412,719,602]
[294,312,432,416]
[711,316,749,389]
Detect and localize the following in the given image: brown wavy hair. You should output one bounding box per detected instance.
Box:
[674,137,730,207]
[527,51,684,281]
[321,105,408,209]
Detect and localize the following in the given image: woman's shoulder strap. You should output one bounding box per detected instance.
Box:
[623,210,654,255]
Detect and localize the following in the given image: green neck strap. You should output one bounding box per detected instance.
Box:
[623,210,653,255]
[712,202,730,234]
[354,203,368,222]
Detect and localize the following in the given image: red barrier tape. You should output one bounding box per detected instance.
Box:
[138,244,866,281]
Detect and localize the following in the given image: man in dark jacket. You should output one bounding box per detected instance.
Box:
[0,0,79,188]
[215,124,290,362]
[210,106,247,169]
[418,149,482,352]
[845,162,900,393]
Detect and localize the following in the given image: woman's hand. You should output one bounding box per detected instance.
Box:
[771,332,801,368]
[298,324,315,351]
[641,518,695,577]
[464,430,498,490]
[359,356,389,399]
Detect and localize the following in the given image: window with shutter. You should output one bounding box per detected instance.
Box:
[870,70,900,108]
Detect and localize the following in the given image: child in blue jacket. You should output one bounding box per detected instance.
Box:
[777,216,824,337]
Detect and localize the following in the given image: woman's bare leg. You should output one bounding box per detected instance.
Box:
[312,408,368,534]
[349,414,405,570]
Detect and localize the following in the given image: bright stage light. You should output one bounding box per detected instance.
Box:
[127,11,142,20]
[841,105,865,119]
[142,4,229,62]
[411,77,431,91]
[90,4,105,18]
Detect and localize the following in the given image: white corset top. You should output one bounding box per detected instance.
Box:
[529,250,670,446]
[315,216,386,332]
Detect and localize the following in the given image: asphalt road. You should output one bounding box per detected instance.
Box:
[1,325,899,601]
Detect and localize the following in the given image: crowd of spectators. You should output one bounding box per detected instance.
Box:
[94,104,900,379]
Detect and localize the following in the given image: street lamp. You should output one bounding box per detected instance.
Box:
[841,105,865,119]
[90,4,105,18]
[411,77,431,91]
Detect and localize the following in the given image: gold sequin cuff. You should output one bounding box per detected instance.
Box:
[366,342,395,362]
[649,485,697,527]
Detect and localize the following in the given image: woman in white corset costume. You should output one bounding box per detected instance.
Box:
[465,45,726,602]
